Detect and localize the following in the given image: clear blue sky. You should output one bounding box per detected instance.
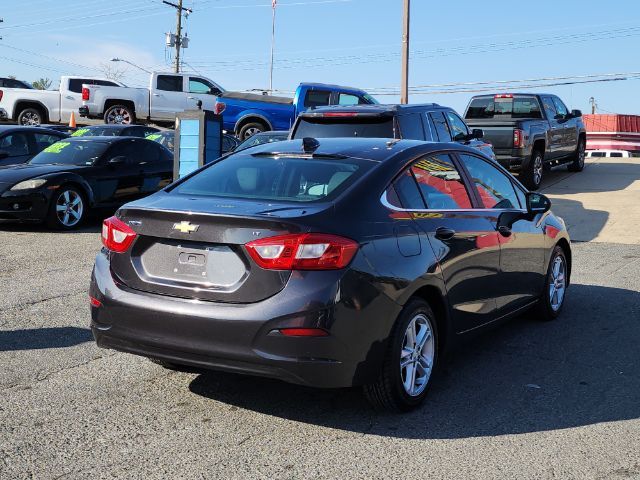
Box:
[2,0,639,115]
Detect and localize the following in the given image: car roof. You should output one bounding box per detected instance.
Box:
[58,136,138,143]
[84,124,132,130]
[241,137,470,162]
[301,103,444,115]
[0,125,66,134]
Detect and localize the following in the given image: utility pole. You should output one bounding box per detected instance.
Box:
[400,0,410,104]
[163,0,192,73]
[589,97,597,114]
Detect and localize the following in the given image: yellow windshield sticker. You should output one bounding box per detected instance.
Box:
[43,142,71,153]
[146,134,162,141]
[71,128,90,137]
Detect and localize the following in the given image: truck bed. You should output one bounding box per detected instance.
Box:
[219,91,293,105]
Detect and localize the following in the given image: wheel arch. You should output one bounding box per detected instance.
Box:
[233,113,273,135]
[103,99,136,117]
[14,100,50,122]
[555,238,572,285]
[408,284,451,354]
[49,175,95,206]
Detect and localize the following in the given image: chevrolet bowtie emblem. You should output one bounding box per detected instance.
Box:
[173,221,199,234]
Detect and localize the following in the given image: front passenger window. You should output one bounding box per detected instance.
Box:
[459,154,520,209]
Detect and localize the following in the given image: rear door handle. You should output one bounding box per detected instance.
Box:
[435,226,456,240]
[187,96,196,100]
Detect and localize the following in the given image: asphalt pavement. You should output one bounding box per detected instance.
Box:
[1,159,639,479]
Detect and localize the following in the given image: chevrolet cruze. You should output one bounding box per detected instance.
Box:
[90,137,571,411]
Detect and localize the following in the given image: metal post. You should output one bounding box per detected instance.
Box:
[269,4,276,94]
[400,0,410,104]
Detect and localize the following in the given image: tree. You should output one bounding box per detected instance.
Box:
[98,62,126,83]
[32,78,52,90]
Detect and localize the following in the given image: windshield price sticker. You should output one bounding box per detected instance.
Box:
[146,134,162,141]
[43,142,71,153]
[71,128,90,137]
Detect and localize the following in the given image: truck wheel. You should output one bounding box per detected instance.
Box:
[567,137,586,172]
[521,150,544,190]
[17,107,44,126]
[238,122,266,141]
[104,105,134,125]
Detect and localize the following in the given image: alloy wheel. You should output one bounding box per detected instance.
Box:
[243,127,262,139]
[107,107,132,124]
[578,140,586,168]
[549,255,566,312]
[21,111,41,125]
[55,190,84,227]
[400,313,435,397]
[533,154,543,186]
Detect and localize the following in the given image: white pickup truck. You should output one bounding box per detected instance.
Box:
[0,76,123,125]
[79,72,225,125]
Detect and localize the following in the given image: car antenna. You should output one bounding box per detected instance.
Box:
[302,137,320,154]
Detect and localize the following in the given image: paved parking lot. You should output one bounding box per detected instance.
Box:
[1,158,639,479]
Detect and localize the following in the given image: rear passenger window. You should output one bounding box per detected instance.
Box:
[410,154,472,209]
[445,111,469,142]
[459,153,520,209]
[429,112,452,142]
[304,90,331,108]
[391,170,426,210]
[338,93,362,106]
[609,152,623,158]
[157,75,183,92]
[398,114,425,140]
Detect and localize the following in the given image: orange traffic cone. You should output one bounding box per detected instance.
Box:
[69,111,77,128]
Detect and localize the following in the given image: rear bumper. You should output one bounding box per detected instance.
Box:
[0,189,51,221]
[90,251,401,388]
[78,106,89,118]
[0,108,7,120]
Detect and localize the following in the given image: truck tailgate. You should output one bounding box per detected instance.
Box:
[465,121,517,150]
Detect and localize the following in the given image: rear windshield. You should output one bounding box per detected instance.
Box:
[173,153,370,203]
[71,126,120,137]
[292,117,394,139]
[465,96,542,119]
[29,141,108,165]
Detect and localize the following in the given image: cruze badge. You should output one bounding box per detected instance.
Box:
[173,221,199,234]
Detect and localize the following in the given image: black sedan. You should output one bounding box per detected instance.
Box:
[0,125,68,166]
[90,138,571,411]
[0,136,172,229]
[71,124,160,138]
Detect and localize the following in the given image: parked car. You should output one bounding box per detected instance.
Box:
[234,130,289,151]
[90,137,571,411]
[0,78,33,89]
[146,130,239,154]
[464,93,586,189]
[71,124,160,138]
[290,104,496,160]
[586,150,631,158]
[215,83,378,140]
[0,76,124,126]
[0,125,68,166]
[79,72,225,125]
[0,137,172,229]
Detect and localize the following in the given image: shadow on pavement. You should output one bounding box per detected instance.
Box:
[545,197,609,242]
[189,283,640,438]
[0,327,94,351]
[0,216,102,234]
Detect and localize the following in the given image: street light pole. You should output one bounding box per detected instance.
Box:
[110,58,152,74]
[270,0,277,94]
[400,0,410,104]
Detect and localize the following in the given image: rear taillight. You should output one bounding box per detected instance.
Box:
[214,101,226,115]
[245,233,359,270]
[279,328,329,337]
[513,129,524,148]
[101,216,137,253]
[0,90,3,102]
[89,295,102,308]
[82,87,90,101]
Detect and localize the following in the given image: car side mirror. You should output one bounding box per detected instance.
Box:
[108,155,127,165]
[571,109,582,118]
[471,128,484,139]
[526,192,551,214]
[0,151,9,160]
[554,114,565,120]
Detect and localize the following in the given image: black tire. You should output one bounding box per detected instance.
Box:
[104,104,135,125]
[567,136,586,172]
[534,245,569,321]
[521,149,544,190]
[363,299,439,412]
[238,122,266,141]
[17,107,44,126]
[45,186,86,230]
